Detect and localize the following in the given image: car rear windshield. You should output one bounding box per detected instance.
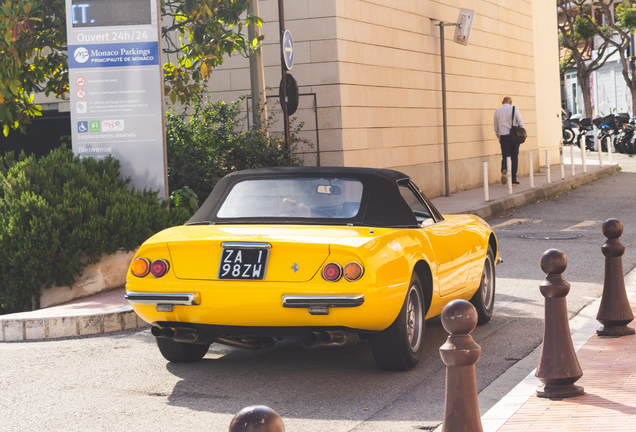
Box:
[216,178,364,219]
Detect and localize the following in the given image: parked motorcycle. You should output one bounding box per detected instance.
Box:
[562,109,575,144]
[592,114,618,153]
[571,116,594,151]
[614,114,633,153]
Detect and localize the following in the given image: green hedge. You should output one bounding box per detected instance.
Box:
[0,147,190,312]
[166,98,307,210]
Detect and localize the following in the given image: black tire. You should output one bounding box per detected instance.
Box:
[156,337,210,363]
[601,135,609,152]
[563,128,574,144]
[470,245,495,325]
[371,273,425,371]
[615,136,624,153]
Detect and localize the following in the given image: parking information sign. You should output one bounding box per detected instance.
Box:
[65,0,167,199]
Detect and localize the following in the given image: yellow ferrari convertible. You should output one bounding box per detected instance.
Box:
[126,167,498,371]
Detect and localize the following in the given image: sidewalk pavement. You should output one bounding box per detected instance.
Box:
[0,147,631,430]
[478,264,636,432]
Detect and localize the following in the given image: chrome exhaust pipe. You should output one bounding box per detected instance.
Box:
[172,327,198,343]
[151,326,176,338]
[302,331,359,350]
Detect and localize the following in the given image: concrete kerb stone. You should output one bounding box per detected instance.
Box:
[0,306,148,342]
[458,164,619,221]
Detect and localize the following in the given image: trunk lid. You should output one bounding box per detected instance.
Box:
[167,225,356,282]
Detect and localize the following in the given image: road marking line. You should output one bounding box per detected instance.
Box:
[561,220,602,232]
[491,219,541,231]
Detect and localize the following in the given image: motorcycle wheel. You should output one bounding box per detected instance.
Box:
[563,128,575,144]
[601,136,609,152]
[586,136,595,151]
[615,136,625,153]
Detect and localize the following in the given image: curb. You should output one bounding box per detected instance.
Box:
[455,164,619,221]
[0,306,148,342]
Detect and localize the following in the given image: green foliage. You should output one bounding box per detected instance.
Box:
[170,186,199,212]
[573,14,597,41]
[0,0,261,134]
[0,147,190,311]
[166,97,309,209]
[616,2,636,31]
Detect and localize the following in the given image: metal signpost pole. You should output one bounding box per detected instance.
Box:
[278,0,291,152]
[438,22,456,197]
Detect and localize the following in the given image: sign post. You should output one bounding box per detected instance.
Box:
[437,8,475,197]
[277,0,294,152]
[65,0,168,200]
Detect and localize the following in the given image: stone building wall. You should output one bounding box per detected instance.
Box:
[182,0,561,197]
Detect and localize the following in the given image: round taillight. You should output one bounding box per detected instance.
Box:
[131,258,150,277]
[150,259,170,278]
[322,263,342,282]
[344,262,364,281]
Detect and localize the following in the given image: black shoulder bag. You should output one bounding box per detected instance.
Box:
[510,106,527,144]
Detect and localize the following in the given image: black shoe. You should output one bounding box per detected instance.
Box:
[512,181,520,185]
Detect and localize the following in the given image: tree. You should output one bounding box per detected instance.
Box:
[0,0,262,135]
[557,1,616,116]
[587,1,636,114]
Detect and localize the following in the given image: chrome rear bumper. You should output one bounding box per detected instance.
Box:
[282,295,364,315]
[125,292,200,306]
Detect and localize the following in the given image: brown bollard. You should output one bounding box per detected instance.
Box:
[596,218,635,336]
[535,249,584,398]
[229,406,285,432]
[439,299,483,432]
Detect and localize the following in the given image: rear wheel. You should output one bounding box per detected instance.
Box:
[470,246,495,325]
[563,128,574,144]
[156,337,211,363]
[371,273,424,371]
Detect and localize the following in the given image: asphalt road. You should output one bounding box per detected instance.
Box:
[3,155,636,432]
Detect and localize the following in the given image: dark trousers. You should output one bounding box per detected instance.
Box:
[500,135,520,182]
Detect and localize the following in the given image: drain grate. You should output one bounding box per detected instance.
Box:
[519,233,582,240]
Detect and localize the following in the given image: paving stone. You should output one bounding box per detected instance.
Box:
[2,320,23,341]
[48,316,78,339]
[24,319,46,340]
[79,315,103,336]
[103,313,123,333]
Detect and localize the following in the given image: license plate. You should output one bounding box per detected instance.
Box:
[218,243,270,280]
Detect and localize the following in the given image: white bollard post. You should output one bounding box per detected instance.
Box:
[546,150,551,184]
[483,161,489,202]
[608,136,613,164]
[507,157,513,195]
[570,144,575,176]
[560,147,565,180]
[529,152,534,188]
[580,134,587,173]
[595,126,603,168]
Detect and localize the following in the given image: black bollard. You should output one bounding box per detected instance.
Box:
[596,218,635,337]
[229,406,285,432]
[439,299,483,432]
[535,249,584,398]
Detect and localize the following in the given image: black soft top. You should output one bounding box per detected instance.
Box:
[187,167,419,228]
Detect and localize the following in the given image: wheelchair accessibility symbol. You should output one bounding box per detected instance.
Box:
[77,121,88,133]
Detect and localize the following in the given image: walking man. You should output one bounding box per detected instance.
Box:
[494,96,525,185]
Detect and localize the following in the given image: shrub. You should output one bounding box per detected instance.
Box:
[166,97,308,210]
[0,147,190,312]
